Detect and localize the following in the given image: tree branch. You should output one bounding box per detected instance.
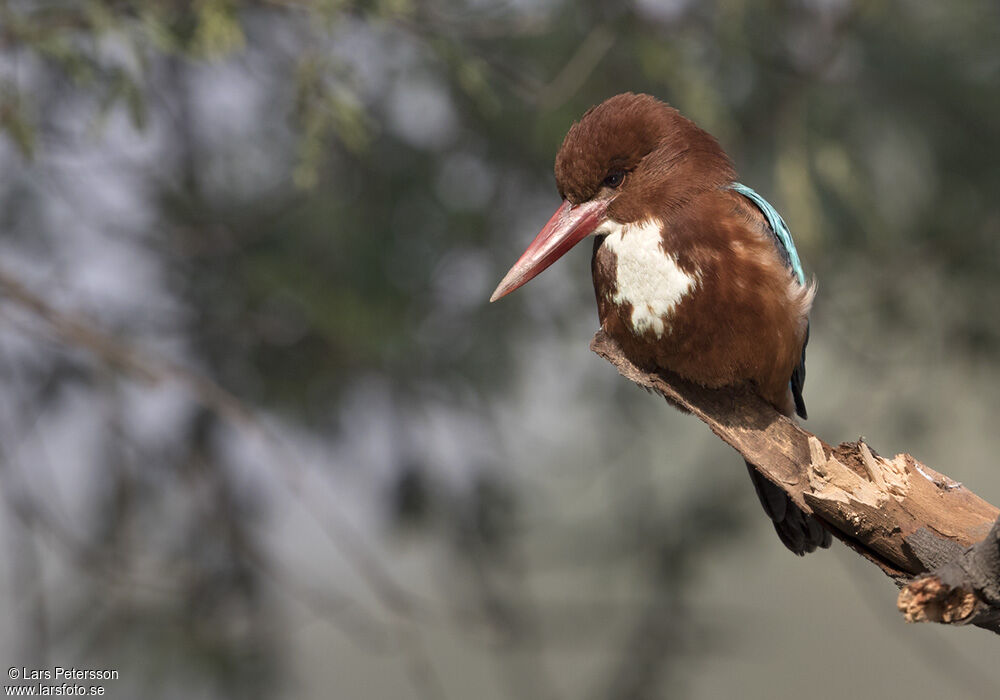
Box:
[590,330,1000,634]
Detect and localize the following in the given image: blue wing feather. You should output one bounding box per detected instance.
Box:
[729,183,809,420]
[728,183,805,285]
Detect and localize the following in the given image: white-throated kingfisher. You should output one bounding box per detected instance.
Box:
[491,93,831,554]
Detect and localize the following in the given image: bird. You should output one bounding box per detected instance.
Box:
[490,92,831,555]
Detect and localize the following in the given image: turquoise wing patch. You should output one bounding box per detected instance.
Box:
[728,182,805,286]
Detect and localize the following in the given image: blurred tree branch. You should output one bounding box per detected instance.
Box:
[0,265,447,698]
[591,330,1000,634]
[0,266,251,423]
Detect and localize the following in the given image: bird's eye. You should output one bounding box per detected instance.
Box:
[603,170,625,188]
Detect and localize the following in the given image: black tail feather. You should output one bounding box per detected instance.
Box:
[745,460,831,555]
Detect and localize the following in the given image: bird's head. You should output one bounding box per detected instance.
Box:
[490,93,734,302]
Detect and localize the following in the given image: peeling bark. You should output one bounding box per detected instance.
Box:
[591,330,1000,634]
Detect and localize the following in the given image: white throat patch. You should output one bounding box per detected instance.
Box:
[598,218,699,338]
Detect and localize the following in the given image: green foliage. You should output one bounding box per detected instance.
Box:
[0,81,35,158]
[6,0,999,403]
[292,53,372,188]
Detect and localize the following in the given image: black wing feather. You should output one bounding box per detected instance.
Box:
[790,321,808,420]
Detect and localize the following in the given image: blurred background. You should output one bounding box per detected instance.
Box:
[1,1,999,698]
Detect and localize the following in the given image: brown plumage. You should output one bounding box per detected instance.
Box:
[591,188,813,416]
[493,93,830,554]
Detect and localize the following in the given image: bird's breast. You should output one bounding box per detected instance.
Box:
[590,206,812,415]
[592,218,700,338]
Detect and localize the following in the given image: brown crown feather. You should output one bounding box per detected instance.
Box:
[554,93,735,222]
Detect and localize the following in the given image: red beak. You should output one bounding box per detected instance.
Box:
[490,198,608,302]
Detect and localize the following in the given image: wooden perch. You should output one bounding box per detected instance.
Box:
[590,330,1000,634]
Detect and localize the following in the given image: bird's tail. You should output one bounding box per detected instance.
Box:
[745,460,831,555]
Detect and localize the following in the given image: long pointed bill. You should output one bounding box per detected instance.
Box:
[490,199,608,302]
